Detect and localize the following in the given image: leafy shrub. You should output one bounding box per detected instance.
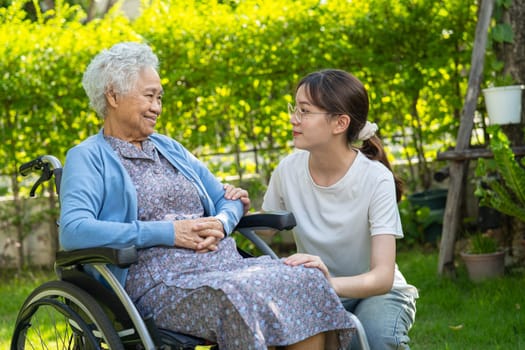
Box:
[465,233,499,254]
[475,125,525,223]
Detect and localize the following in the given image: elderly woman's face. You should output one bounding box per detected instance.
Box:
[104,66,163,143]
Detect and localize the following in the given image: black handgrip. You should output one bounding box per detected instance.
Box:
[19,157,44,176]
[20,155,62,176]
[20,155,63,197]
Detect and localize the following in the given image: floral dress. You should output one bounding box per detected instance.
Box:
[106,137,354,349]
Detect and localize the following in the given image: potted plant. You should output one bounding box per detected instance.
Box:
[460,233,505,282]
[406,188,448,244]
[473,125,525,277]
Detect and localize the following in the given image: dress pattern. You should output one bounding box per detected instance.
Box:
[105,137,354,349]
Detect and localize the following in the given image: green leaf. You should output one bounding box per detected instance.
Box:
[475,126,525,223]
[491,23,514,44]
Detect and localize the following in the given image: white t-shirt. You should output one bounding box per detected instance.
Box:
[263,149,418,297]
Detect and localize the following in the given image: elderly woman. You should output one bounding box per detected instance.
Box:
[59,42,353,350]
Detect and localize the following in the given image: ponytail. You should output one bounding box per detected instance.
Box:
[360,136,404,202]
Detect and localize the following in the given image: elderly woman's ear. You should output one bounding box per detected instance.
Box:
[105,89,118,107]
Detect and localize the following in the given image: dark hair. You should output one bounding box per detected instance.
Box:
[296,69,403,201]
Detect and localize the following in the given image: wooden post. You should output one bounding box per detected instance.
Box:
[438,0,495,276]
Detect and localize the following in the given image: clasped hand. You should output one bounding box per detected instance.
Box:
[174,217,225,253]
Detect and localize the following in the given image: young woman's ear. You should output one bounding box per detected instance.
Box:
[333,114,351,135]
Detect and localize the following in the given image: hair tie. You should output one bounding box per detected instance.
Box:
[358,121,378,141]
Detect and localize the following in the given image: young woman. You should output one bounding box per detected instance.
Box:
[261,69,418,349]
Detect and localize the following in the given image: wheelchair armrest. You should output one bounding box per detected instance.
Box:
[233,211,296,259]
[235,211,296,231]
[55,246,138,268]
[54,212,295,267]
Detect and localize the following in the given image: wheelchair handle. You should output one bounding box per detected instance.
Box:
[19,155,63,197]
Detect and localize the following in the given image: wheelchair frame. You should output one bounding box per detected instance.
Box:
[11,155,370,350]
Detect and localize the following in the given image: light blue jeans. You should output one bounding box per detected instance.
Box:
[342,289,416,350]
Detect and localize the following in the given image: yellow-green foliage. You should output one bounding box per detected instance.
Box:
[0,1,140,196]
[1,0,478,195]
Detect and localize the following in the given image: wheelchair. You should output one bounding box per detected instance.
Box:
[11,155,370,350]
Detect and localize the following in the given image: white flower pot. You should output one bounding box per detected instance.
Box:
[482,85,524,125]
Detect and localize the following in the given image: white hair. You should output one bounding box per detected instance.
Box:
[82,42,159,118]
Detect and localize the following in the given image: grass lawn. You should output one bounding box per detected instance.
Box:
[1,248,524,349]
[397,248,525,349]
[0,268,56,348]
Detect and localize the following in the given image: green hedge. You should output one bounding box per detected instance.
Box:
[1,0,480,195]
[1,0,491,266]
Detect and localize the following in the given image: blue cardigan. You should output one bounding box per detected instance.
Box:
[59,130,244,285]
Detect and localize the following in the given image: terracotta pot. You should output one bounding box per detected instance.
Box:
[460,250,505,282]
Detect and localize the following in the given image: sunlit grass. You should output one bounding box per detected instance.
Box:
[0,268,55,349]
[16,305,72,348]
[397,248,525,349]
[1,248,524,349]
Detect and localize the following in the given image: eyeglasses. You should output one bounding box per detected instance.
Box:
[287,103,331,123]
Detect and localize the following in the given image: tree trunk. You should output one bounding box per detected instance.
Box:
[498,0,525,84]
[496,0,525,145]
[11,173,24,271]
[493,0,525,262]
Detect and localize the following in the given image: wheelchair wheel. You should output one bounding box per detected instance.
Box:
[11,280,124,350]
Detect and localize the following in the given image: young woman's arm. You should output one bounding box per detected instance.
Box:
[285,234,396,299]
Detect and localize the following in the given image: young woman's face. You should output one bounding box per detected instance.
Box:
[290,85,336,151]
[107,66,163,142]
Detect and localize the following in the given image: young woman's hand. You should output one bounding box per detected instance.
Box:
[284,253,331,279]
[223,184,251,215]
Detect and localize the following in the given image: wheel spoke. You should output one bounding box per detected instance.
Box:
[11,281,124,350]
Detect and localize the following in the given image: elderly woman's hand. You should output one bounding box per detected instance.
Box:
[223,184,250,215]
[284,253,331,280]
[174,217,225,253]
